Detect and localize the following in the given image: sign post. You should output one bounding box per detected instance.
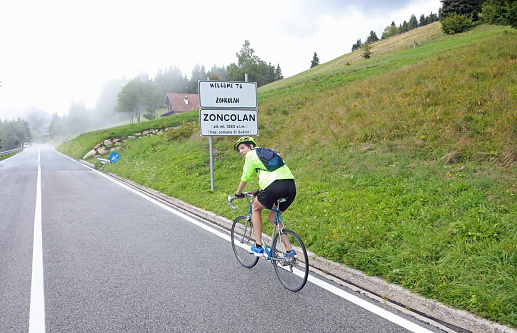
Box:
[198,78,258,190]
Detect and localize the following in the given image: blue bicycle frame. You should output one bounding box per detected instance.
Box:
[244,196,285,260]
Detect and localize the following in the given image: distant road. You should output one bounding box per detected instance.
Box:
[0,145,444,332]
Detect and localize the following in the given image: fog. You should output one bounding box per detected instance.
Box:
[7,78,127,142]
[1,0,441,127]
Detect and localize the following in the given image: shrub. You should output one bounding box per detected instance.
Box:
[441,13,474,34]
[481,0,517,29]
[362,42,373,59]
[163,121,197,141]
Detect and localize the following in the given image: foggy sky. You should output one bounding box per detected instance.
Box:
[0,0,441,121]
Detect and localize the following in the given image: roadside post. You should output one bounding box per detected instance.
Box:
[198,77,258,190]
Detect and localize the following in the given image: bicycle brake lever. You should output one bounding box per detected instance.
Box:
[228,195,237,210]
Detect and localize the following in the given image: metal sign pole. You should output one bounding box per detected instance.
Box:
[209,136,214,191]
[206,77,215,191]
[199,74,255,191]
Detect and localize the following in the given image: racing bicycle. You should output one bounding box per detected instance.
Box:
[228,192,309,292]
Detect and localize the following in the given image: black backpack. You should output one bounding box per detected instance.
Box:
[255,147,285,172]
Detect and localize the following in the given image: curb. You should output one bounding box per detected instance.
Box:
[82,160,515,333]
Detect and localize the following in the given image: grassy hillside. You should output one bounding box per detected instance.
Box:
[59,24,517,327]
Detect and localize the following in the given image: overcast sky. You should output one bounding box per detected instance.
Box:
[0,0,441,120]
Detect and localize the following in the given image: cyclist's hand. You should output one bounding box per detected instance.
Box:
[235,193,245,199]
[251,189,260,196]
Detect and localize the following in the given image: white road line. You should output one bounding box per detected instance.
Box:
[58,152,434,333]
[91,169,433,333]
[308,276,434,333]
[29,150,46,333]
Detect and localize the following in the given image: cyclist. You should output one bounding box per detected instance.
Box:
[233,136,296,257]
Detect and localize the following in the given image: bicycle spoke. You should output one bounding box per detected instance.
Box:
[231,216,259,268]
[272,229,309,292]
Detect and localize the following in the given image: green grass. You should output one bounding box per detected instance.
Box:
[58,24,517,327]
[0,152,19,161]
[59,112,198,160]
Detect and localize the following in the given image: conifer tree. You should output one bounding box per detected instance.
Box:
[351,39,363,51]
[366,30,379,43]
[440,0,484,21]
[275,64,284,80]
[310,52,320,68]
[362,42,373,59]
[408,14,419,29]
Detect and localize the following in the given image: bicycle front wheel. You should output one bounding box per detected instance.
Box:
[231,215,259,268]
[272,229,309,292]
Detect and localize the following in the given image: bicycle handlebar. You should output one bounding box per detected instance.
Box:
[228,195,238,210]
[228,190,259,210]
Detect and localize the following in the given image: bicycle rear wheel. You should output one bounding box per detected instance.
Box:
[231,215,259,268]
[272,229,309,292]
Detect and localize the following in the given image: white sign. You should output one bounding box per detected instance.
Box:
[198,81,257,109]
[199,109,258,137]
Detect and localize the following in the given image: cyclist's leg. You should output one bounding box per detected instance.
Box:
[267,209,277,225]
[274,179,297,251]
[268,209,291,252]
[255,184,277,246]
[251,198,265,245]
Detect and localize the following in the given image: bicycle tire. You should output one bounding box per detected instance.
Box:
[272,229,309,292]
[231,215,259,268]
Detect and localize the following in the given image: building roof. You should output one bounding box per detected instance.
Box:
[165,93,199,113]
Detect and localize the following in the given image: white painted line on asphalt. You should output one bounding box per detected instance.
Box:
[308,275,434,333]
[60,153,433,333]
[29,150,46,333]
[93,168,232,242]
[94,172,433,333]
[56,151,230,242]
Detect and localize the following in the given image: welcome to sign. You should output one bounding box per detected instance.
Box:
[198,80,259,190]
[198,81,257,109]
[198,81,258,137]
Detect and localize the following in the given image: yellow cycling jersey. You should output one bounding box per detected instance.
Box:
[241,149,295,189]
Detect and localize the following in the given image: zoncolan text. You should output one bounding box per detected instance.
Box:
[216,97,240,104]
[203,113,256,122]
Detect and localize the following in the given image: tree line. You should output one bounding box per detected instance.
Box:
[0,119,31,151]
[440,0,517,34]
[27,0,517,138]
[351,0,516,60]
[36,39,285,138]
[114,40,284,124]
[351,11,440,52]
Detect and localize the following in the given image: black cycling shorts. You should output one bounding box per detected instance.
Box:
[257,179,296,211]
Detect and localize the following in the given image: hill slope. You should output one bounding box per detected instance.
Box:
[59,24,517,327]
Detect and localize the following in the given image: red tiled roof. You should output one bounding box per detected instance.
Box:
[165,93,199,113]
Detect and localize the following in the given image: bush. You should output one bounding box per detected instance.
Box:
[481,0,517,29]
[441,13,474,34]
[362,42,373,59]
[163,121,197,141]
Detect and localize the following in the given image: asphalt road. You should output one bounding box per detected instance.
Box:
[0,145,446,332]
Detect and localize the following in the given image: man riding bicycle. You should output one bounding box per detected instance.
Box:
[233,136,296,257]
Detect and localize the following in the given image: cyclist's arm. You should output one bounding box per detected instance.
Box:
[237,150,260,196]
[236,180,247,196]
